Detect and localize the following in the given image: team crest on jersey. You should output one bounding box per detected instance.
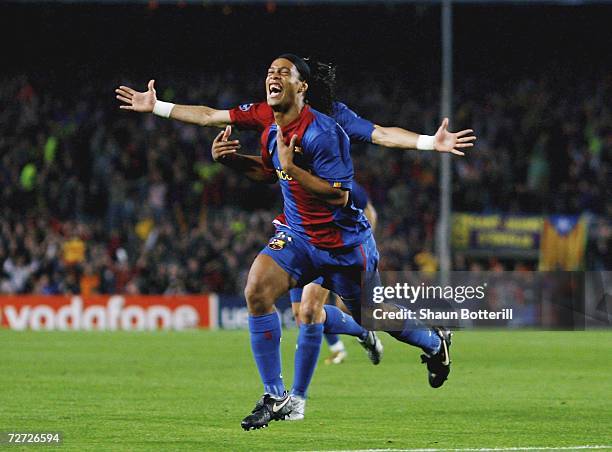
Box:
[268,238,286,250]
[239,103,254,111]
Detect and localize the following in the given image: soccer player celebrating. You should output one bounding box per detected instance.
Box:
[116,56,475,428]
[219,54,453,429]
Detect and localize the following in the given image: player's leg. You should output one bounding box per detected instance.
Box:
[285,283,325,421]
[288,279,372,421]
[291,283,325,403]
[290,284,368,342]
[323,310,347,366]
[323,234,451,387]
[244,253,293,397]
[361,237,451,386]
[294,279,368,343]
[241,228,315,430]
[317,244,384,367]
[324,293,353,364]
[290,286,361,365]
[291,278,373,410]
[241,253,294,430]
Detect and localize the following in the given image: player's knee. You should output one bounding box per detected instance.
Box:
[299,302,320,324]
[244,279,274,315]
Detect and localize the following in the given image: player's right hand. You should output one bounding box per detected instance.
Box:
[115,80,157,113]
[211,126,241,161]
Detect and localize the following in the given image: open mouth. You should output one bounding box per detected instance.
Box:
[269,83,283,99]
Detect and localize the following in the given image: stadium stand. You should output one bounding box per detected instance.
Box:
[0,72,609,295]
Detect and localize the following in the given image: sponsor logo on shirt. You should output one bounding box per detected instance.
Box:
[276,168,294,181]
[239,103,253,111]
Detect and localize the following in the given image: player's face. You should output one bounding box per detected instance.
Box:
[266,58,306,110]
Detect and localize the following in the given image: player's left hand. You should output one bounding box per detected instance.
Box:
[276,126,298,171]
[434,118,476,156]
[211,125,241,162]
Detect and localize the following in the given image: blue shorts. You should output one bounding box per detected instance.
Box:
[261,225,379,309]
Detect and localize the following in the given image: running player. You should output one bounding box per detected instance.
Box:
[208,55,456,429]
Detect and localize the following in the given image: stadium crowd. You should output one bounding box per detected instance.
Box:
[0,71,610,295]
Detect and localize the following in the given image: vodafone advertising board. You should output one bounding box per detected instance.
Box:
[0,295,219,331]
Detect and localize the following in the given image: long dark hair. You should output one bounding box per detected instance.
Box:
[303,58,337,116]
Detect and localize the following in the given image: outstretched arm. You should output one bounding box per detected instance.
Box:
[371,118,476,156]
[211,126,277,184]
[116,80,231,127]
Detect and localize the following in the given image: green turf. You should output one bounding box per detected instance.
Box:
[0,330,610,451]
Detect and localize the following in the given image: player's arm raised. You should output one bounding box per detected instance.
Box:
[116,80,231,127]
[371,117,476,156]
[277,128,348,208]
[211,126,277,184]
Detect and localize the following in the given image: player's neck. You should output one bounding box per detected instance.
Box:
[272,99,305,128]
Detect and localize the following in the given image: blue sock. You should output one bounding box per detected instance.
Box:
[248,312,285,397]
[291,323,324,398]
[324,332,340,347]
[390,323,441,355]
[323,305,367,340]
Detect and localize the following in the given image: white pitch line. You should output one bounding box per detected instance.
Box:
[320,446,612,452]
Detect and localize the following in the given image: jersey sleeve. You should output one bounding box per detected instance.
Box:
[229,102,274,132]
[332,102,375,143]
[307,127,353,190]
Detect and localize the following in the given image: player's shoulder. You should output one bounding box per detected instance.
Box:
[305,107,347,144]
[331,101,350,114]
[236,101,274,120]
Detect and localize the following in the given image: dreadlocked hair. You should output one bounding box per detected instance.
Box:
[303,58,337,116]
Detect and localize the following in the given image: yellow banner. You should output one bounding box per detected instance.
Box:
[539,215,588,270]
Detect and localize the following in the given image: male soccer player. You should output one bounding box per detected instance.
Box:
[212,55,458,429]
[116,57,475,427]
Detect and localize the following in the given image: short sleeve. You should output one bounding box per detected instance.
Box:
[332,102,375,143]
[229,102,274,132]
[307,128,353,190]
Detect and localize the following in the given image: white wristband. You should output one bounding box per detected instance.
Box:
[416,135,435,150]
[153,100,175,118]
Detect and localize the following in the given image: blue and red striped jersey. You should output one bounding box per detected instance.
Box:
[230,102,372,249]
[259,105,371,249]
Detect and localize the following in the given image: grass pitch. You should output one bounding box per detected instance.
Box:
[0,329,610,451]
